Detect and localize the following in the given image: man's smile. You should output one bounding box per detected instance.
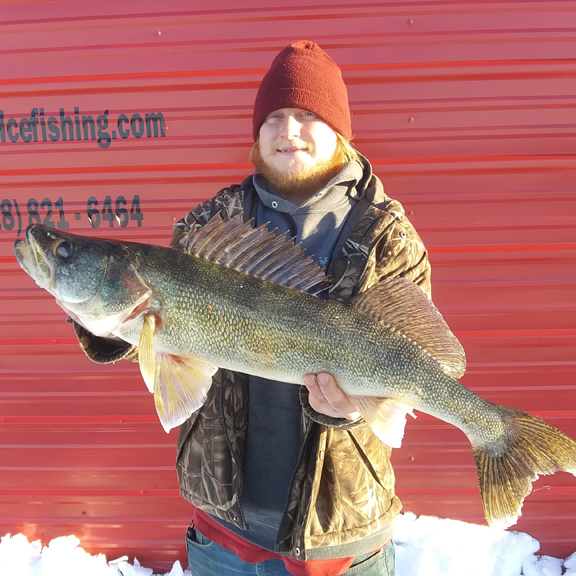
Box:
[276,145,310,154]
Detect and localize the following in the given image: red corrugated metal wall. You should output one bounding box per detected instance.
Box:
[1,0,575,570]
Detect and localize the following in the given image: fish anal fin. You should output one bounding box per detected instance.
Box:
[351,277,466,379]
[349,396,415,448]
[472,408,576,529]
[184,213,330,296]
[153,354,217,433]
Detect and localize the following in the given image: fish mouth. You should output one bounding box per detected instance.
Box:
[13,238,32,273]
[14,226,55,290]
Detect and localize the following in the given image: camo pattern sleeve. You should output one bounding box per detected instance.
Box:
[299,386,366,430]
[330,181,431,302]
[369,203,431,296]
[170,185,245,251]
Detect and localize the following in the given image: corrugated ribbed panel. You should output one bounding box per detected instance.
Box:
[0,0,575,569]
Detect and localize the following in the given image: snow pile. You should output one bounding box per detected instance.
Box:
[1,513,576,575]
[394,512,573,576]
[0,534,187,576]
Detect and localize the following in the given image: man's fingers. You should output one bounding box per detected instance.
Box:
[302,373,318,389]
[303,373,331,412]
[317,372,351,412]
[304,372,360,420]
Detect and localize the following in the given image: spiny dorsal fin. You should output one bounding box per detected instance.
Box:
[352,277,466,378]
[184,213,330,296]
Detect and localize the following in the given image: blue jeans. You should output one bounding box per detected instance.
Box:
[186,526,395,576]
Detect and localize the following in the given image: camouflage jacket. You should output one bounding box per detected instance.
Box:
[171,164,431,560]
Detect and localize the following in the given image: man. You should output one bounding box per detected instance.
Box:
[172,41,431,576]
[75,41,431,575]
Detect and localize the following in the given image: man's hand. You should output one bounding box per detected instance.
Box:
[302,372,360,420]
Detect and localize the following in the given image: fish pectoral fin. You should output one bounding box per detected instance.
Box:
[137,313,217,433]
[349,396,415,448]
[138,314,158,393]
[153,354,217,433]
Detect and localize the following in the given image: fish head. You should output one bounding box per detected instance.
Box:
[15,225,108,301]
[14,225,152,337]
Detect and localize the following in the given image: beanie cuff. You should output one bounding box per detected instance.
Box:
[253,87,352,140]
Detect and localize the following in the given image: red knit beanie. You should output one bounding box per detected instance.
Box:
[252,40,352,141]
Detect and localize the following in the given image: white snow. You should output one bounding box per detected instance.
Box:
[1,513,575,575]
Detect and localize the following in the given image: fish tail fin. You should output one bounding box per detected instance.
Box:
[472,408,576,529]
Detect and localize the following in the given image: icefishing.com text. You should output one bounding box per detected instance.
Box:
[0,108,166,149]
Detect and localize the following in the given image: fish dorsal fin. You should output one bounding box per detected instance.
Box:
[184,213,330,296]
[352,277,466,378]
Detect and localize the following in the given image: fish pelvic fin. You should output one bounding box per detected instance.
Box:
[138,314,217,433]
[349,396,415,448]
[473,408,576,529]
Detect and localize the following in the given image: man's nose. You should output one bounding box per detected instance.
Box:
[280,114,302,138]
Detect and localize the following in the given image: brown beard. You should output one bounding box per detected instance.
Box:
[250,140,348,203]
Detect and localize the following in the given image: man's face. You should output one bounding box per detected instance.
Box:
[258,108,338,175]
[253,108,343,201]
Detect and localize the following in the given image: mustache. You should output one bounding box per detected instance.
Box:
[272,140,313,153]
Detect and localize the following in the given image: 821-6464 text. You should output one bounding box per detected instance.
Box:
[1,195,143,236]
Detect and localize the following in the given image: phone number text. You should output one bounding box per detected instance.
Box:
[1,195,144,236]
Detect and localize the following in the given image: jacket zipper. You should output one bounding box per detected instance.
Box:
[219,372,248,529]
[349,212,399,297]
[351,234,384,297]
[274,418,316,558]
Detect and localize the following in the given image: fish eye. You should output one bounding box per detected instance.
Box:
[52,239,73,259]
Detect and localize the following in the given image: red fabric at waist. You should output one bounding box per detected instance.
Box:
[193,508,357,576]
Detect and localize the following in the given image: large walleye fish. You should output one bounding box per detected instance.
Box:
[14,214,576,529]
